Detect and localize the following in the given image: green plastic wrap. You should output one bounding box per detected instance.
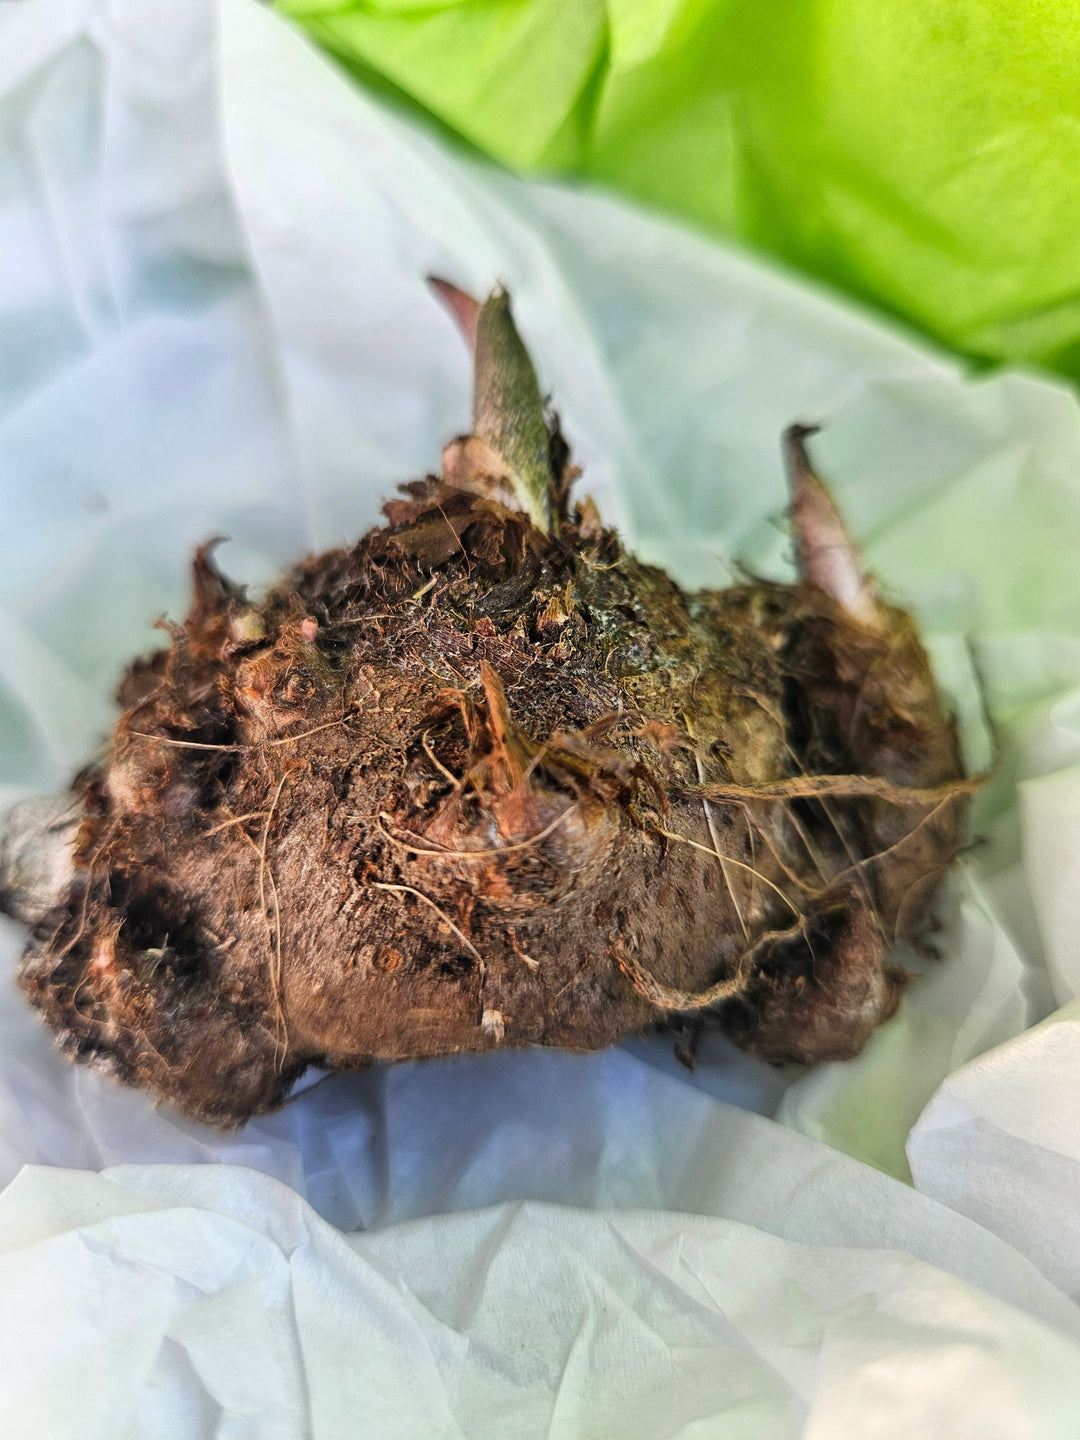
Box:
[275,0,1080,384]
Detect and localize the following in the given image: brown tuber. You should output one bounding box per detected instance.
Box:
[0,283,975,1128]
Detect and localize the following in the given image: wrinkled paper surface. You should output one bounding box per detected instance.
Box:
[2,0,1080,1434]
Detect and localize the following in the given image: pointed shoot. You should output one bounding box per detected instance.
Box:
[784,425,880,628]
[427,276,481,351]
[431,279,555,535]
[473,289,554,533]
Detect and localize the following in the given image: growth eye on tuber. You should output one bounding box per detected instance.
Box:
[0,283,975,1128]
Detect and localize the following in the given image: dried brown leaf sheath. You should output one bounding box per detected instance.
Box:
[0,286,973,1128]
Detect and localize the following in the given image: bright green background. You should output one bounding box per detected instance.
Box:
[275,0,1080,385]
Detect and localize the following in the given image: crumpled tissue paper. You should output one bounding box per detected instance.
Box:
[2,0,1080,1434]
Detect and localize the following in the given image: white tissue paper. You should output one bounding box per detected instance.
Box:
[2,0,1080,1434]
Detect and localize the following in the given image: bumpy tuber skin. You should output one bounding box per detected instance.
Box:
[0,284,975,1128]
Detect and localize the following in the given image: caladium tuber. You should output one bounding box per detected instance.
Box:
[0,283,974,1128]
